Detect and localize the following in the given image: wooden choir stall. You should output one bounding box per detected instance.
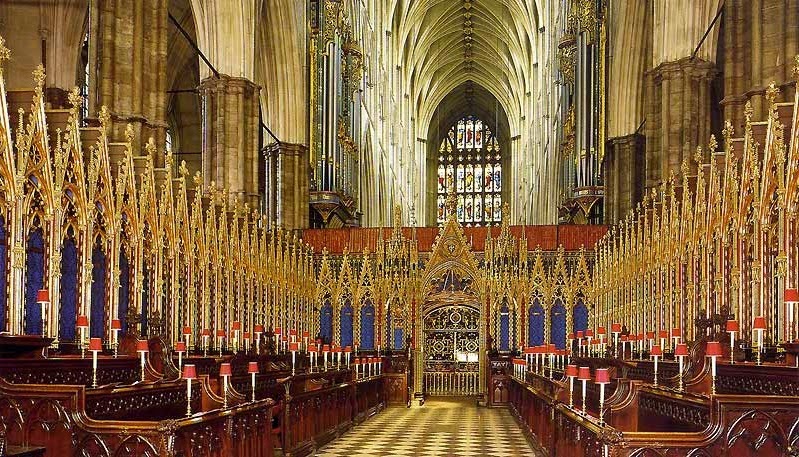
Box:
[0,37,409,457]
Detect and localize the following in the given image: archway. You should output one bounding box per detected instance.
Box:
[414,210,486,402]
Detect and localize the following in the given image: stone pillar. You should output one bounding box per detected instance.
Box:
[199,75,261,206]
[92,0,168,161]
[265,143,310,229]
[604,134,645,224]
[645,58,716,189]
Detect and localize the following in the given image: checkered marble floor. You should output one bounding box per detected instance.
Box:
[315,397,545,457]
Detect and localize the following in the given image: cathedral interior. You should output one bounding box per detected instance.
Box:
[0,0,798,456]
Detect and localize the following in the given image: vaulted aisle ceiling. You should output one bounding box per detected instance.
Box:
[390,0,540,134]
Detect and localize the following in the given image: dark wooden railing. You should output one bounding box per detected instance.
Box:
[508,371,799,456]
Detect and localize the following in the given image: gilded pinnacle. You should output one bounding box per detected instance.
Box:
[0,36,10,67]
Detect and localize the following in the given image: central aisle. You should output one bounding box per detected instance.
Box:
[314,397,544,457]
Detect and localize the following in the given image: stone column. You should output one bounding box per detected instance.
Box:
[92,0,168,160]
[199,75,261,206]
[645,58,716,189]
[604,134,645,224]
[265,142,309,229]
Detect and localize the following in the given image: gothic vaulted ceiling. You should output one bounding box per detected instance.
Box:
[389,0,541,135]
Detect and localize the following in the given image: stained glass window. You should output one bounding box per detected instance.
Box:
[437,116,501,227]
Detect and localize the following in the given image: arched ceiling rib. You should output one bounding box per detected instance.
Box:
[388,0,539,136]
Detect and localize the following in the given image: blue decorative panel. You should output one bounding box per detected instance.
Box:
[551,298,566,349]
[528,298,544,346]
[59,238,78,340]
[141,264,149,336]
[393,328,404,350]
[340,299,354,346]
[499,301,510,351]
[573,298,589,334]
[320,297,333,343]
[24,229,45,335]
[0,216,8,332]
[118,250,129,334]
[359,299,374,349]
[90,241,106,338]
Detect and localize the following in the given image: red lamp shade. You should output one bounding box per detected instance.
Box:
[274,327,282,335]
[611,323,622,333]
[182,364,197,379]
[254,324,264,333]
[216,329,226,338]
[308,344,318,352]
[548,344,556,353]
[175,341,187,352]
[565,364,578,377]
[289,342,299,352]
[785,288,799,303]
[243,332,250,340]
[344,346,352,353]
[578,366,592,381]
[706,341,723,357]
[232,321,241,331]
[76,315,89,328]
[111,319,122,330]
[646,331,655,339]
[290,329,297,336]
[182,326,192,335]
[675,343,688,357]
[671,328,681,338]
[576,331,584,339]
[354,358,361,365]
[89,338,102,352]
[201,328,211,337]
[36,289,49,303]
[638,333,645,341]
[568,332,575,340]
[323,344,330,351]
[136,340,149,353]
[620,335,628,342]
[281,335,288,342]
[248,361,259,374]
[753,316,766,330]
[302,331,310,338]
[585,329,594,338]
[726,320,740,332]
[658,330,668,339]
[597,326,606,335]
[651,345,663,357]
[219,363,232,377]
[595,368,611,384]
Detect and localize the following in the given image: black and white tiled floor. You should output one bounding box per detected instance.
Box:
[315,397,544,457]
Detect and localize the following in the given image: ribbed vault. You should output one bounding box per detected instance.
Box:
[390,0,540,137]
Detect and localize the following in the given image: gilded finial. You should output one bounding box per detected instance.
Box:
[145,136,157,157]
[744,101,753,124]
[694,146,703,166]
[722,120,733,143]
[765,81,779,106]
[179,159,188,177]
[67,87,82,114]
[708,135,718,155]
[445,184,457,217]
[0,36,11,71]
[680,158,689,177]
[32,64,45,96]
[192,170,202,187]
[793,55,799,81]
[98,106,111,134]
[124,124,135,144]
